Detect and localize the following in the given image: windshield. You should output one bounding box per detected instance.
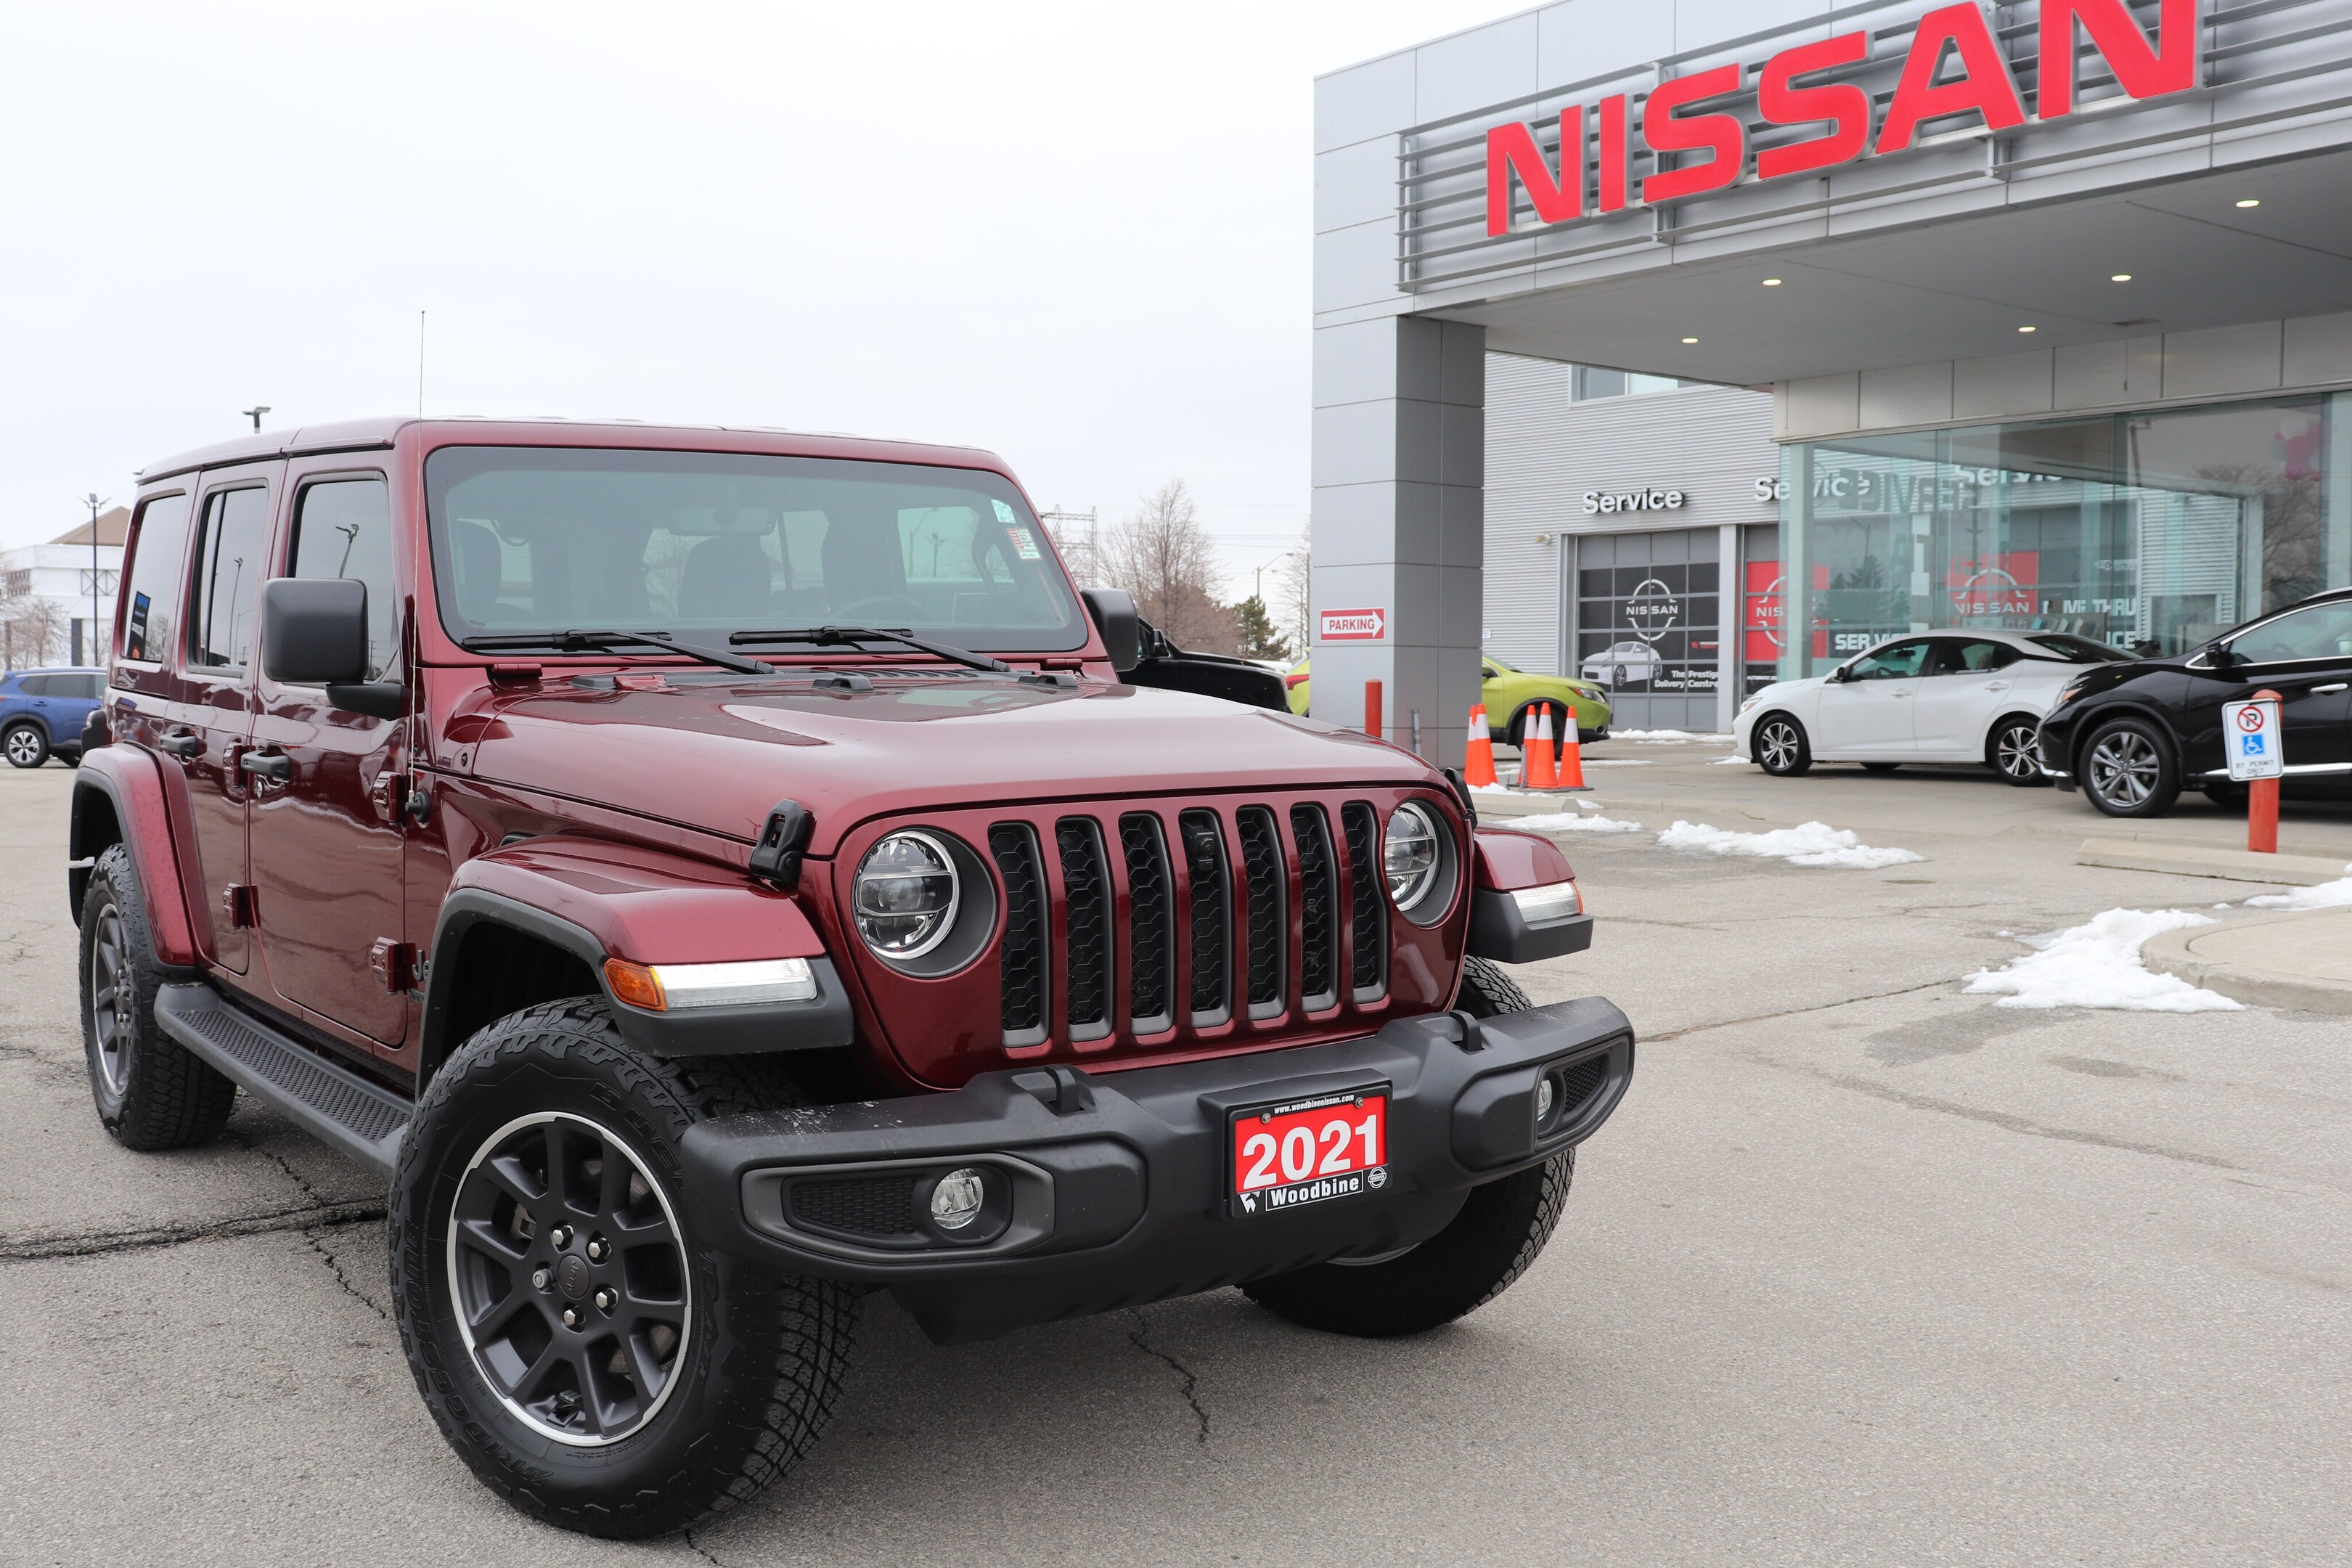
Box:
[2026,634,2133,663]
[425,446,1088,654]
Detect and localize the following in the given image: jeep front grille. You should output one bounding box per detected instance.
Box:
[981,798,1390,1053]
[1056,817,1113,1042]
[989,823,1049,1050]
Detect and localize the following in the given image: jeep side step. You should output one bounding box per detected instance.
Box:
[152,983,411,1180]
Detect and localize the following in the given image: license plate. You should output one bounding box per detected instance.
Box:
[1228,1085,1389,1218]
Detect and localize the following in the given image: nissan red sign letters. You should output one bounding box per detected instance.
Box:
[1487,0,2200,237]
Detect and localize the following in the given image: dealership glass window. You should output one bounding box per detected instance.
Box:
[1739,523,1781,697]
[1574,527,1719,695]
[1781,397,2343,677]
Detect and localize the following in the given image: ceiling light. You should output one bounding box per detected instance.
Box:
[1681,336,1699,343]
[2236,198,2261,208]
[2017,325,2037,333]
[2110,273,2133,282]
[1761,277,1783,287]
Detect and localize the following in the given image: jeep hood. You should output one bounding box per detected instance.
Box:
[441,674,1442,854]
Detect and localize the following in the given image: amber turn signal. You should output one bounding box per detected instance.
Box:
[604,958,666,1011]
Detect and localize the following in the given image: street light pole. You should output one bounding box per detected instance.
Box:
[81,492,110,668]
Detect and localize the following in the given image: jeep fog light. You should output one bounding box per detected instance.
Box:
[1511,881,1581,923]
[1537,1076,1557,1123]
[604,957,817,1011]
[929,1167,987,1230]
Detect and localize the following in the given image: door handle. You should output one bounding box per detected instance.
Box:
[156,732,203,759]
[239,751,293,784]
[1986,682,2011,692]
[2312,683,2348,695]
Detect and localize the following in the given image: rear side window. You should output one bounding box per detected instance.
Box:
[1937,639,2019,674]
[17,674,54,696]
[119,493,192,663]
[189,486,274,670]
[287,478,397,679]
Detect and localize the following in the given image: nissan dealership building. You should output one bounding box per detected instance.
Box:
[1311,0,2352,755]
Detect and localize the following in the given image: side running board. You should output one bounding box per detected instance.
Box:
[152,983,412,1181]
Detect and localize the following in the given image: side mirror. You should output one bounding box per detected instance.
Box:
[263,577,369,684]
[2208,641,2240,669]
[261,578,404,719]
[1081,587,1140,673]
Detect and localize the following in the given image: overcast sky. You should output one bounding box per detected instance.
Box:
[0,0,1519,592]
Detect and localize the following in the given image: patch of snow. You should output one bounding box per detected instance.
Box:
[1710,754,1749,765]
[1515,812,1644,833]
[1577,798,1600,809]
[1605,729,1726,743]
[2243,873,2352,911]
[1961,909,2242,1011]
[1657,820,1925,870]
[1469,783,1520,795]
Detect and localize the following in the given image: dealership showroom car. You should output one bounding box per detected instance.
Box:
[2035,588,2352,818]
[1579,640,1665,689]
[1734,631,2132,783]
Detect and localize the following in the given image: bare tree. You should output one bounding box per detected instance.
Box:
[1101,479,1241,653]
[1272,523,1311,656]
[1,587,66,670]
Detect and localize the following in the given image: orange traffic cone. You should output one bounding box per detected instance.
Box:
[1525,703,1558,789]
[1554,703,1588,788]
[1464,704,1498,788]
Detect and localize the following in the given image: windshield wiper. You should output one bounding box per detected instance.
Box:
[461,630,775,677]
[727,625,1009,674]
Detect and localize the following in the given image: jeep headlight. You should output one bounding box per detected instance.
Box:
[1383,803,1442,913]
[854,830,960,960]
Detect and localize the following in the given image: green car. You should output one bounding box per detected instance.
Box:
[1284,655,1612,743]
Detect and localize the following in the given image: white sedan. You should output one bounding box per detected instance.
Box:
[1733,630,2135,784]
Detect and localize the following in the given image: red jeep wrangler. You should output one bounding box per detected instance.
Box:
[70,419,1631,1538]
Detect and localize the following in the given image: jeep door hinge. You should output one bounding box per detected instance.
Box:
[369,939,420,995]
[221,884,256,929]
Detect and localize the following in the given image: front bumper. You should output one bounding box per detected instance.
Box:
[679,997,1634,1344]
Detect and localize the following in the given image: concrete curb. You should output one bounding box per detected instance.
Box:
[2141,907,2352,1014]
[2077,837,2352,886]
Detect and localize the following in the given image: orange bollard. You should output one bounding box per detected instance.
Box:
[1365,679,1382,740]
[1463,704,1498,788]
[2250,777,2279,853]
[1525,703,1558,788]
[1554,704,1588,788]
[2248,687,2282,852]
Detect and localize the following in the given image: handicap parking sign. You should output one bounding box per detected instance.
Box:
[2222,697,2283,781]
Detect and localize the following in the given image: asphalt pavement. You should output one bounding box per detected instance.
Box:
[4,746,2349,1567]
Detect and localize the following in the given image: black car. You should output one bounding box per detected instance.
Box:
[2037,588,2352,817]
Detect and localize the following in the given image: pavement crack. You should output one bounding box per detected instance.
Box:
[1646,978,1953,1042]
[682,1528,732,1567]
[1,1202,385,1262]
[301,1222,391,1321]
[1125,1307,1209,1445]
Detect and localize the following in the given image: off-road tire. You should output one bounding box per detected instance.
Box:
[79,845,237,1149]
[1241,957,1571,1337]
[4,721,49,768]
[390,1000,860,1539]
[2081,715,2180,818]
[1986,714,2046,786]
[1752,712,1811,776]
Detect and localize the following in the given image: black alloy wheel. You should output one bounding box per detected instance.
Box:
[78,845,237,1149]
[446,1111,693,1446]
[392,1000,859,1539]
[2081,716,2180,817]
[4,722,47,768]
[1753,714,1811,776]
[1987,716,2046,787]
